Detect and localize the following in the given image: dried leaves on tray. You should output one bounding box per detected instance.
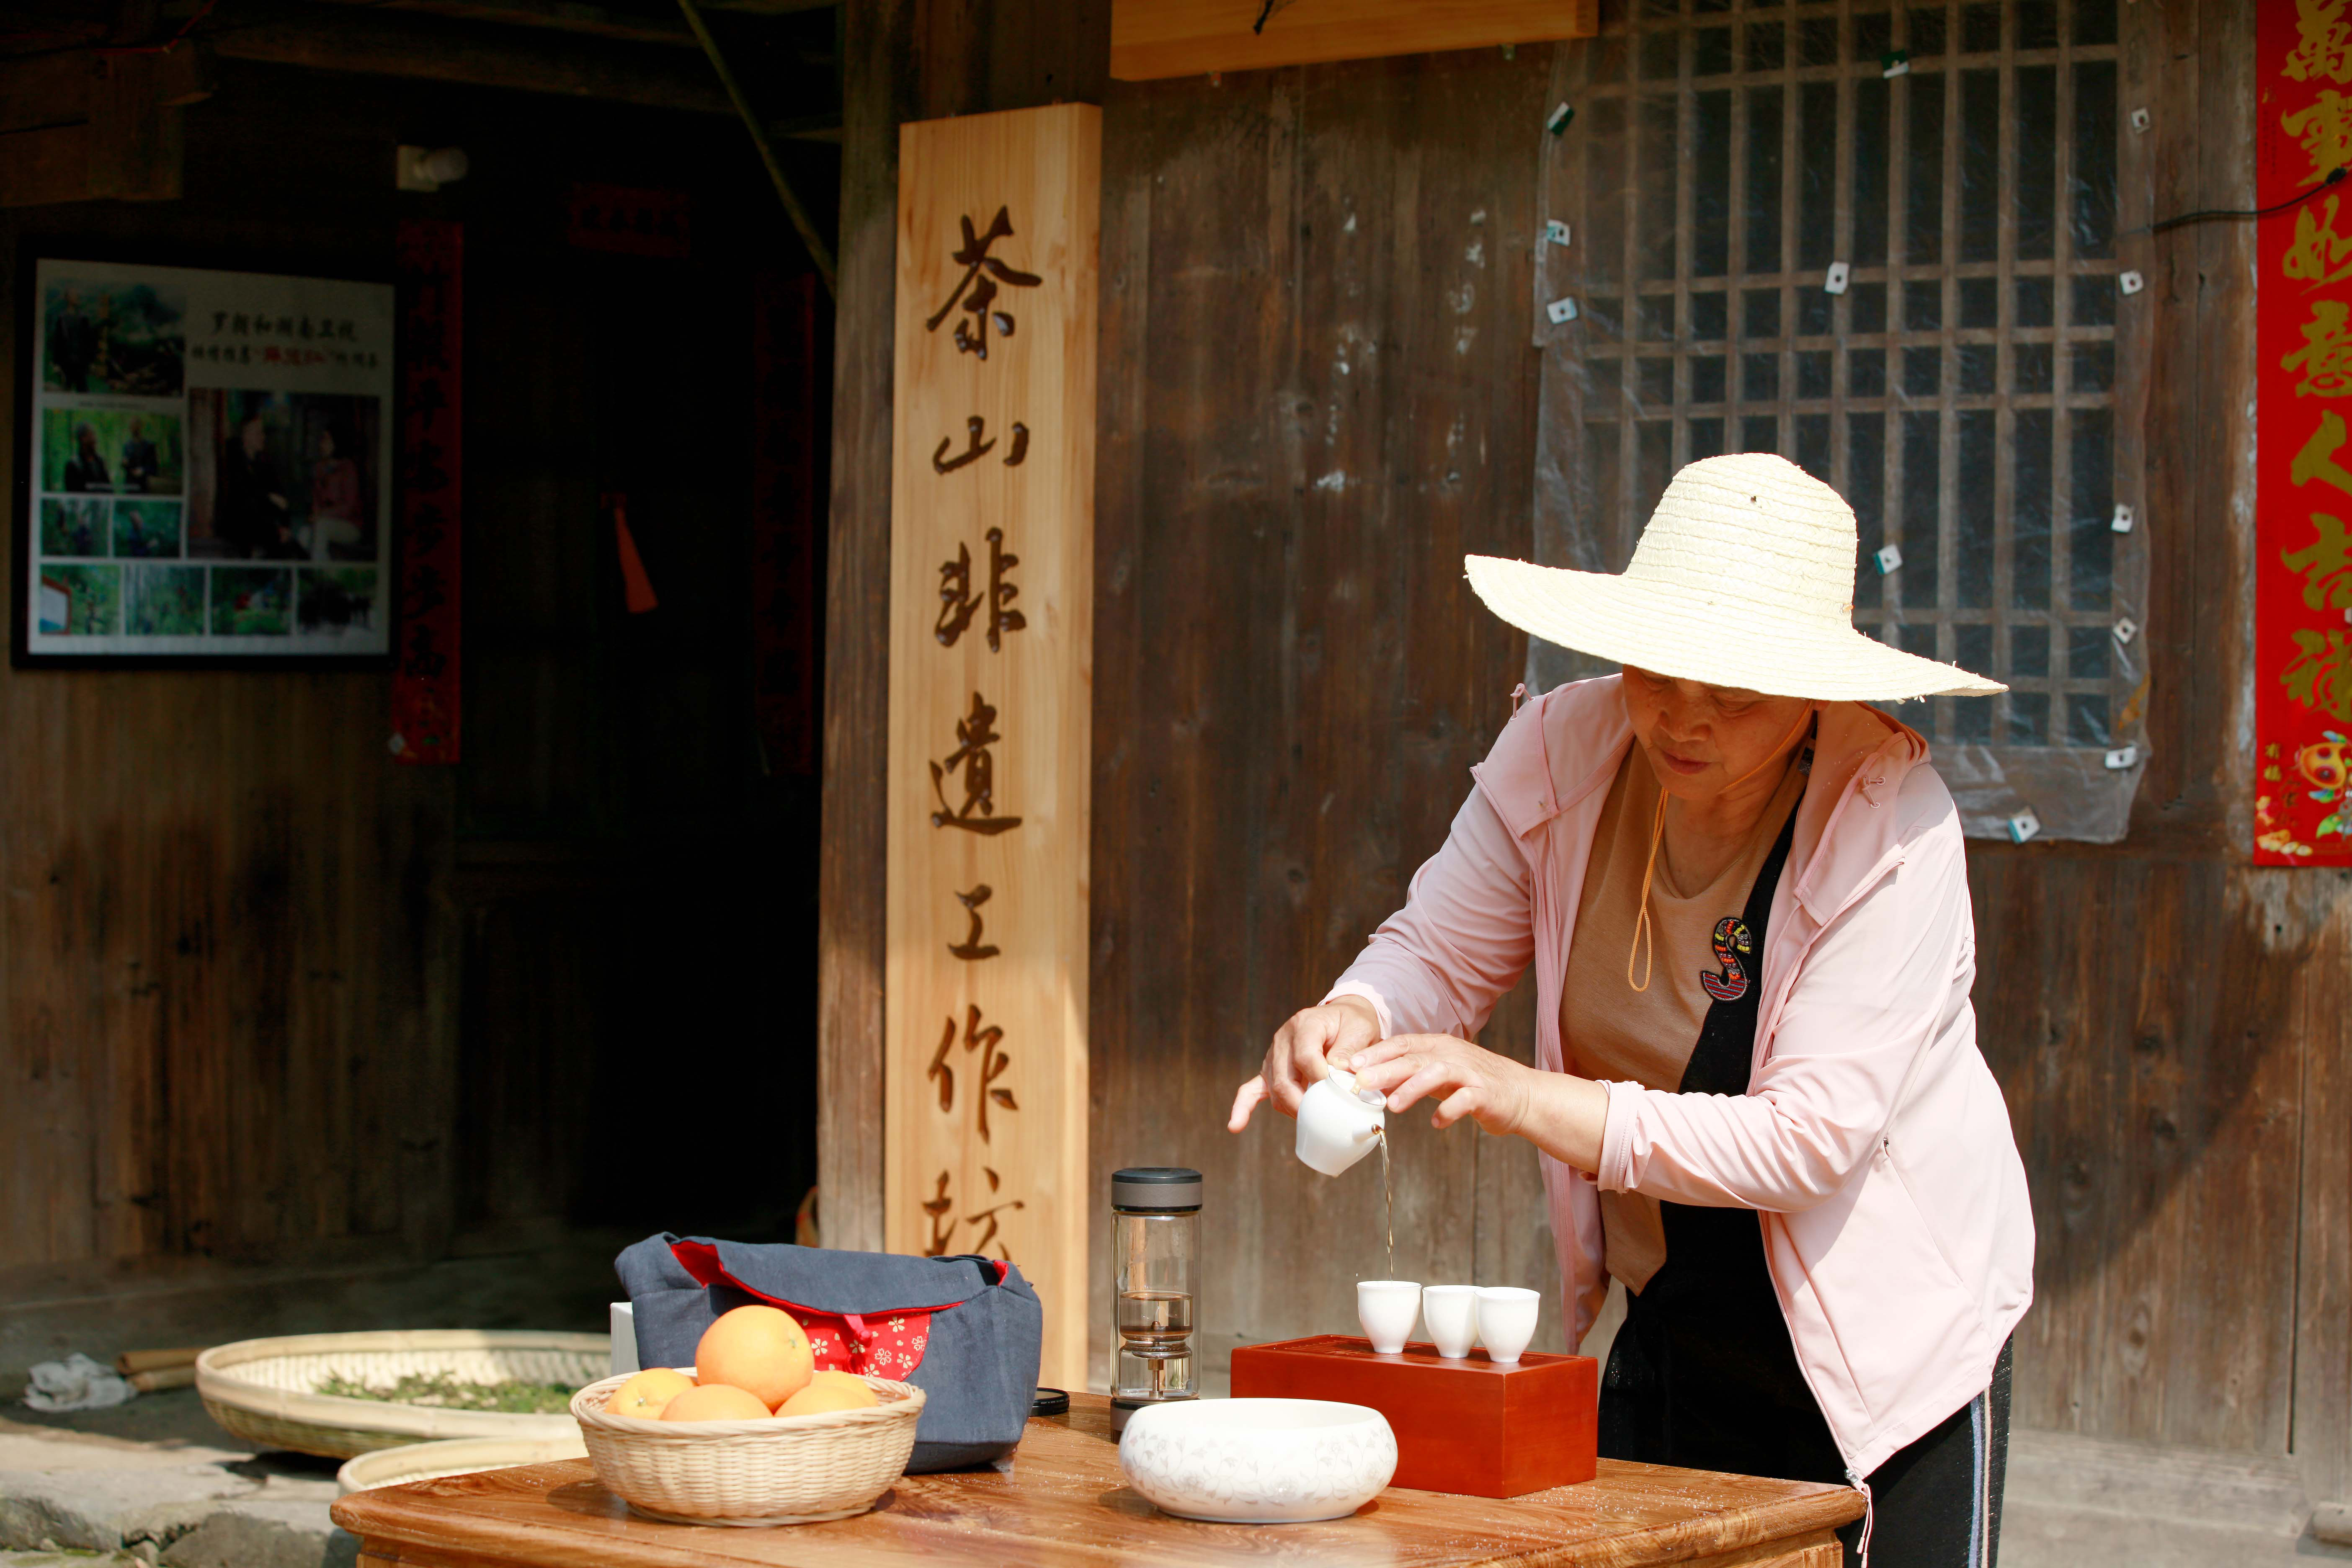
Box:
[315,1371,579,1415]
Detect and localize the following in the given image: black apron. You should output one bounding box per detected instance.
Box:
[1596,797,1849,1488]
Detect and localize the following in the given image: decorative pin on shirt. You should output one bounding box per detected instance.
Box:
[1700,916,1754,1002]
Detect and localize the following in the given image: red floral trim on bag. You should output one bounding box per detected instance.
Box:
[801,1310,932,1379]
[668,1240,983,1380]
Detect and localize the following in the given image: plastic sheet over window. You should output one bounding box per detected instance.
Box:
[1528,0,2147,842]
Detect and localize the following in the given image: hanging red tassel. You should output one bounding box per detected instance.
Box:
[609,493,659,614]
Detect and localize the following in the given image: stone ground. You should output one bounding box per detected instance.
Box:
[0,1228,631,1568]
[2000,1427,2352,1567]
[0,1388,355,1568]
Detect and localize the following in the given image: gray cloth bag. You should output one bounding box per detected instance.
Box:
[614,1233,1042,1471]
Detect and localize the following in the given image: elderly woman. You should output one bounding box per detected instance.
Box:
[1231,454,2033,1568]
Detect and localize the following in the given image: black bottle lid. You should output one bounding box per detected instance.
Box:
[1111,1166,1202,1212]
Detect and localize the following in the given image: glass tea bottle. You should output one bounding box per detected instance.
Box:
[1110,1166,1199,1433]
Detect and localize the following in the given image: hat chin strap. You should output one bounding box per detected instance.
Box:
[1626,705,1817,994]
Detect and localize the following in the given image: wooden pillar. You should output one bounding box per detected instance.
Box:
[819,2,1109,1258]
[886,105,1099,1389]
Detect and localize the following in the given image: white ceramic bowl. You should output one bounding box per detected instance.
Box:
[1120,1398,1396,1523]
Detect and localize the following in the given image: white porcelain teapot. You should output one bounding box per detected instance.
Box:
[1294,1062,1386,1177]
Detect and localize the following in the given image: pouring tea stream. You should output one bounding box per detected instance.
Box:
[1295,1062,1395,1279]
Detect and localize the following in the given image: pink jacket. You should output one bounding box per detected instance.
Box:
[1326,676,2033,1479]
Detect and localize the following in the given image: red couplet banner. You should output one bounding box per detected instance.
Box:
[390,220,462,765]
[2256,0,2352,861]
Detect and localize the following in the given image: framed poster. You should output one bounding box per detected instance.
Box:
[13,255,396,665]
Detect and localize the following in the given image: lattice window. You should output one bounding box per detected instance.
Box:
[1532,0,2147,841]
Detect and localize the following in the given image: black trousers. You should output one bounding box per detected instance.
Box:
[1602,1324,2013,1568]
[1833,1343,2012,1568]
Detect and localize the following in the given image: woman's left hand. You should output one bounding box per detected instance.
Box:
[1346,1034,1536,1136]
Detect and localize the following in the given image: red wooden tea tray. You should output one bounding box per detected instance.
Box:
[1228,1334,1598,1498]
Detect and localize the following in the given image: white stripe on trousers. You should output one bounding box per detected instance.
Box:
[1968,1391,1992,1568]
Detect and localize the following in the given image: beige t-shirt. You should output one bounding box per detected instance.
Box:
[1561,746,1805,1292]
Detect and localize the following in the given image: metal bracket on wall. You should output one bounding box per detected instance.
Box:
[675,0,839,298]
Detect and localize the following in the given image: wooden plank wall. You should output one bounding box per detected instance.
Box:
[0,69,471,1278]
[1076,0,2352,1486]
[0,654,453,1270]
[1087,46,1565,1386]
[1967,0,2352,1490]
[0,60,828,1298]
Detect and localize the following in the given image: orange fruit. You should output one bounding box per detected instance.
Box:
[660,1383,772,1422]
[807,1369,872,1397]
[776,1378,878,1417]
[693,1305,814,1409]
[604,1367,694,1420]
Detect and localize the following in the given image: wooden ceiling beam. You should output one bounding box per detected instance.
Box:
[207,9,749,115]
[274,0,838,50]
[1109,0,1596,81]
[0,46,209,206]
[304,0,709,50]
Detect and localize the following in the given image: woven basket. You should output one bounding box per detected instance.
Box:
[336,1434,590,1494]
[197,1331,608,1459]
[572,1369,925,1526]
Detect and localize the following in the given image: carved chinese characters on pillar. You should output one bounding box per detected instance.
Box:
[936,529,1024,651]
[926,207,1042,360]
[949,884,999,960]
[923,1168,1026,1260]
[916,210,1037,1259]
[927,1004,1020,1140]
[2260,2,2352,862]
[932,418,1030,474]
[930,691,1023,835]
[887,105,1097,1386]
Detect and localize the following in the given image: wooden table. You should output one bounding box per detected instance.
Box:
[332,1394,1863,1567]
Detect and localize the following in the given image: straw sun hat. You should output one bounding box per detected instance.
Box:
[1467,453,2004,702]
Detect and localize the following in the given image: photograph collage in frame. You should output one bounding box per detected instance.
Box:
[15,255,396,663]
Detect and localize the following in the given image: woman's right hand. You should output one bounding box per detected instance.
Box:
[1226,995,1384,1132]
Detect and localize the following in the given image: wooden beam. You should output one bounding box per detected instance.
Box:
[0,50,203,206]
[819,0,1107,1255]
[675,0,836,293]
[207,10,740,114]
[767,113,843,144]
[87,51,181,200]
[0,53,103,137]
[291,0,841,53]
[1109,0,1596,82]
[315,0,709,49]
[818,0,908,1261]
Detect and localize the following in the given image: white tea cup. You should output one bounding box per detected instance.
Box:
[1475,1286,1540,1366]
[1295,1064,1386,1177]
[1357,1280,1422,1355]
[1421,1285,1479,1359]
